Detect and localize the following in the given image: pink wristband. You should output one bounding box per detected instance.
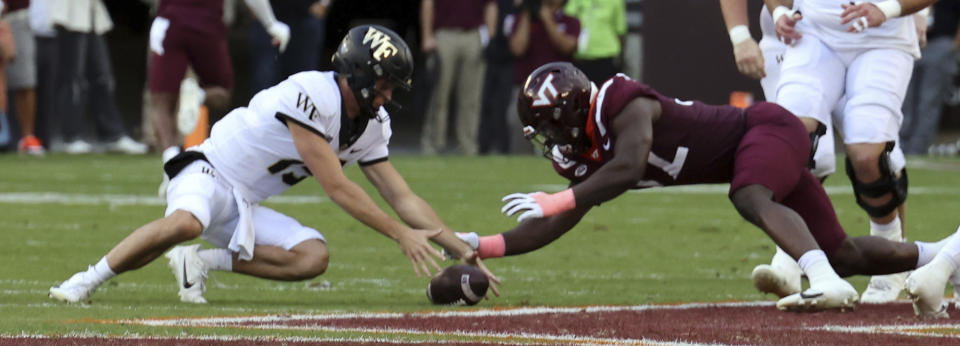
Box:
[477,234,506,259]
[531,188,577,217]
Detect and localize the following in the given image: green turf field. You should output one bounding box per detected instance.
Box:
[2,153,960,341]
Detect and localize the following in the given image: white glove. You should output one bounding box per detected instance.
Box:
[267,22,291,53]
[149,17,170,56]
[501,193,545,222]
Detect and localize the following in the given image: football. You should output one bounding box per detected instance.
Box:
[426,265,489,306]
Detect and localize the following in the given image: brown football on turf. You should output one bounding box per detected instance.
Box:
[426,264,489,305]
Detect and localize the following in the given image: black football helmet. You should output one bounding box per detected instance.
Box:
[332,25,414,119]
[518,62,596,158]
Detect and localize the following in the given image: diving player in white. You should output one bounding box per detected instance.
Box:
[49,25,499,304]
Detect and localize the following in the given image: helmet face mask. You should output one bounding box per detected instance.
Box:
[518,62,595,159]
[332,25,414,120]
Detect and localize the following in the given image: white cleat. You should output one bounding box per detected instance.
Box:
[166,244,209,304]
[905,263,950,318]
[49,269,99,303]
[752,264,802,298]
[860,272,908,304]
[777,278,858,312]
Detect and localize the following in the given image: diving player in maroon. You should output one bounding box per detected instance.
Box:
[466,62,954,313]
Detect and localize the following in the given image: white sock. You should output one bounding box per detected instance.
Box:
[198,248,233,272]
[91,257,116,284]
[936,225,960,268]
[915,234,955,268]
[870,215,902,242]
[162,146,181,164]
[797,250,841,287]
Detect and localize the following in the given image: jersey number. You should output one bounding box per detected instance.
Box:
[637,146,689,187]
[268,159,312,186]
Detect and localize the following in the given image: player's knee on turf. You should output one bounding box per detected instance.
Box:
[288,240,329,281]
[844,142,907,218]
[730,185,774,227]
[166,210,204,242]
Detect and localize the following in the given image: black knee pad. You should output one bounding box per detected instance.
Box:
[807,122,827,170]
[844,141,908,218]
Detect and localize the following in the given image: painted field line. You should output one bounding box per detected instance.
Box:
[816,323,960,339]
[2,333,470,344]
[129,301,774,326]
[0,192,328,206]
[117,302,770,345]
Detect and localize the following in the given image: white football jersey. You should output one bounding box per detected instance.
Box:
[198,71,392,203]
[799,0,919,58]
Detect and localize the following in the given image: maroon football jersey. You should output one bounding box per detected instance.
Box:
[552,74,748,187]
[158,0,226,36]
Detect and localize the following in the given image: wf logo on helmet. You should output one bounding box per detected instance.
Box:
[363,27,399,61]
[532,73,558,107]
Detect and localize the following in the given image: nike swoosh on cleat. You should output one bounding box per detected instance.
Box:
[800,291,823,299]
[182,261,194,289]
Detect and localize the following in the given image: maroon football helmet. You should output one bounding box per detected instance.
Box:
[517,62,595,158]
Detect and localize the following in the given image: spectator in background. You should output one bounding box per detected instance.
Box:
[479,0,520,155]
[0,13,14,149]
[4,0,42,155]
[29,0,54,148]
[563,0,626,83]
[506,0,579,154]
[249,0,329,94]
[900,1,960,155]
[50,0,148,154]
[420,0,496,155]
[149,0,289,198]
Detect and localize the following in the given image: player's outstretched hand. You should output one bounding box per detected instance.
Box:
[733,38,765,80]
[396,228,444,277]
[841,2,885,33]
[501,192,545,222]
[461,252,502,298]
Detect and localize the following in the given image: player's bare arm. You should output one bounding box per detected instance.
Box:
[841,0,938,33]
[360,160,502,293]
[287,122,443,277]
[499,204,592,256]
[509,10,532,56]
[719,0,766,79]
[568,97,658,207]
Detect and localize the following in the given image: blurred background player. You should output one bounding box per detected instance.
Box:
[3,0,43,155]
[419,0,496,155]
[563,0,626,83]
[49,25,498,305]
[50,0,147,154]
[762,0,934,303]
[461,62,956,312]
[0,6,13,150]
[149,0,290,197]
[248,0,330,95]
[900,1,960,155]
[506,0,579,154]
[478,0,520,155]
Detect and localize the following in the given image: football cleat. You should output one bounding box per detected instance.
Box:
[860,272,908,304]
[905,259,951,318]
[752,264,802,298]
[166,244,209,304]
[776,278,858,312]
[49,268,99,303]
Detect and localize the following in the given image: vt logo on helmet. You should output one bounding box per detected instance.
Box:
[332,25,414,120]
[518,62,597,158]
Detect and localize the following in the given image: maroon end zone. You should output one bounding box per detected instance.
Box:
[25,301,960,345]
